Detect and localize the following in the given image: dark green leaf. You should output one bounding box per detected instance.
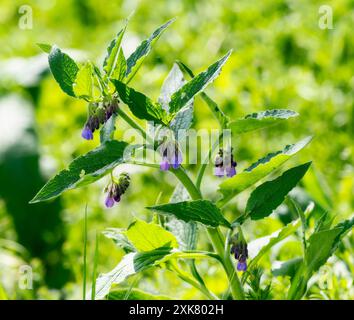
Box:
[148,200,231,228]
[245,162,311,221]
[217,136,312,207]
[229,109,298,134]
[48,45,79,97]
[126,19,175,82]
[112,80,167,124]
[30,140,129,203]
[272,257,303,278]
[169,51,232,114]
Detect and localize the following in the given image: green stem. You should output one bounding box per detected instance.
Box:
[169,261,218,300]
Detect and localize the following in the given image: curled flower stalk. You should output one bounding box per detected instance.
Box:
[104,172,130,208]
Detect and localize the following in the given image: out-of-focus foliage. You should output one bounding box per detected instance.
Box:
[0,0,352,299]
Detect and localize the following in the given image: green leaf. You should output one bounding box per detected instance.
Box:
[37,43,52,53]
[73,62,93,99]
[245,162,311,221]
[169,50,232,114]
[159,63,194,138]
[228,109,298,134]
[48,45,79,97]
[30,140,129,203]
[247,219,301,271]
[112,80,167,124]
[148,200,231,228]
[166,184,197,251]
[95,246,173,299]
[100,114,117,143]
[126,19,175,83]
[272,257,303,278]
[103,26,127,80]
[102,228,135,253]
[107,288,173,300]
[124,219,179,251]
[217,136,312,207]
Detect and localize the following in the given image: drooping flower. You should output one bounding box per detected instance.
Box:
[81,125,94,140]
[214,148,237,178]
[159,140,182,171]
[104,172,130,208]
[230,233,248,272]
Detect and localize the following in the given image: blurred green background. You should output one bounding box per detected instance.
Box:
[0,0,353,299]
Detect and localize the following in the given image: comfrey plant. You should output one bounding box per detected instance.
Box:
[31,19,353,300]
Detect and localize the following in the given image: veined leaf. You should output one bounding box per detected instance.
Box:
[245,162,311,221]
[229,109,298,135]
[148,200,231,228]
[124,219,178,252]
[30,140,129,203]
[104,26,127,80]
[112,80,167,124]
[126,19,175,83]
[272,257,303,279]
[48,45,79,97]
[169,50,232,114]
[217,136,312,207]
[166,184,197,251]
[107,288,173,300]
[95,246,173,300]
[73,62,93,99]
[102,228,135,253]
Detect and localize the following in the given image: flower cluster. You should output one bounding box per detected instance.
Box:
[214,148,237,178]
[81,99,119,140]
[159,140,183,171]
[104,172,130,208]
[230,234,248,272]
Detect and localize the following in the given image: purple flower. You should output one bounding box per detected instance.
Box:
[225,165,236,177]
[105,195,115,208]
[237,260,247,271]
[214,166,224,177]
[171,150,182,169]
[160,158,170,171]
[81,126,93,140]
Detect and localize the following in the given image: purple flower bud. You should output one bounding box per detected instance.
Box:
[226,165,236,177]
[171,151,182,169]
[237,261,247,271]
[81,126,93,140]
[105,195,115,208]
[214,166,224,177]
[160,157,170,171]
[113,193,121,203]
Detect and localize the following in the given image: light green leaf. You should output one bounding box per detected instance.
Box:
[37,43,52,53]
[244,162,311,221]
[102,228,135,253]
[95,246,173,299]
[30,140,129,203]
[73,62,93,99]
[166,184,197,251]
[124,219,179,252]
[126,19,175,83]
[112,80,167,124]
[48,45,79,97]
[169,50,232,114]
[217,136,312,207]
[107,288,173,300]
[100,114,117,143]
[103,26,127,80]
[229,109,298,134]
[148,200,231,228]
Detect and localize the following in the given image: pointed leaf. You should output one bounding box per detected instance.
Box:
[245,162,311,221]
[148,200,231,228]
[169,51,232,114]
[217,136,312,207]
[112,80,167,124]
[229,109,298,135]
[30,140,129,203]
[73,62,93,99]
[48,45,79,97]
[126,19,175,82]
[37,43,52,53]
[100,114,117,143]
